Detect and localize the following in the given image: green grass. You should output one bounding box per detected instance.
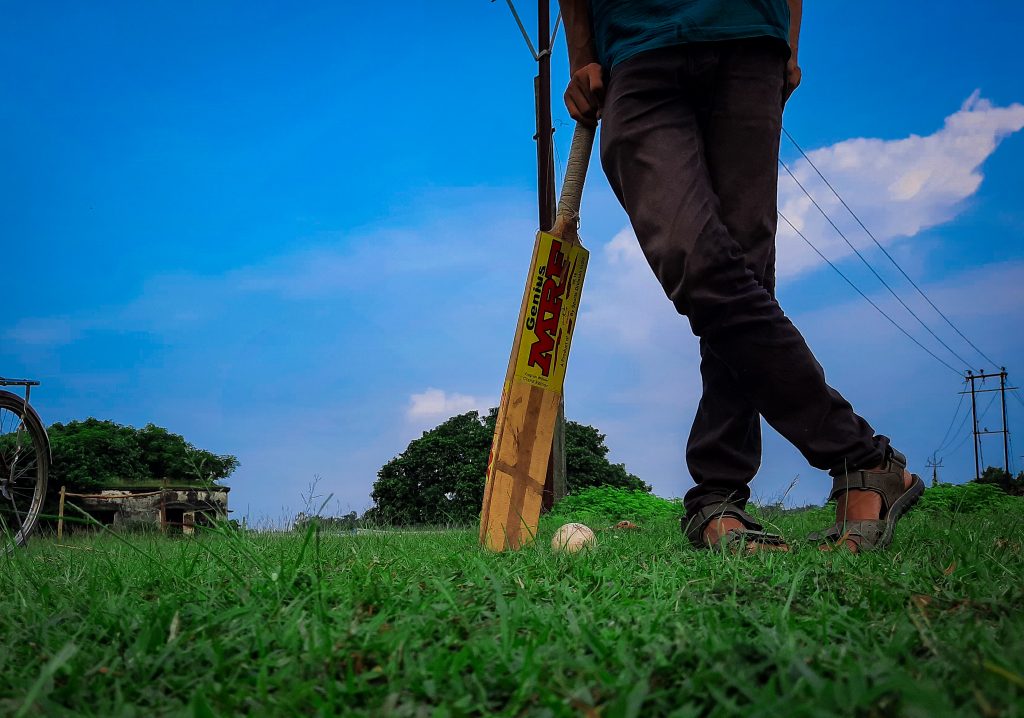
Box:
[2,504,1023,717]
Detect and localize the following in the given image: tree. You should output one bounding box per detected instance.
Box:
[366,411,492,526]
[974,466,1024,497]
[136,423,238,484]
[47,418,238,491]
[564,420,650,493]
[48,419,148,490]
[364,409,648,526]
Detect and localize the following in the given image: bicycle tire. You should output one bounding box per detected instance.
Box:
[0,389,50,552]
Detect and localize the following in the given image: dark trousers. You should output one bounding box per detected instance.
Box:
[598,38,885,516]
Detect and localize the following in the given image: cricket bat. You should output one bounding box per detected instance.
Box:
[479,123,595,551]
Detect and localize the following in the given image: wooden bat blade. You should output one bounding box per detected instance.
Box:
[479,231,589,551]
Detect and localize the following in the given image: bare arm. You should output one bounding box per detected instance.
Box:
[559,0,597,72]
[785,0,802,101]
[558,0,604,124]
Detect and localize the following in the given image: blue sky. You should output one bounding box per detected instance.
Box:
[3,1,1023,523]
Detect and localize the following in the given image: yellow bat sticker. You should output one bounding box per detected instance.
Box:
[513,231,589,394]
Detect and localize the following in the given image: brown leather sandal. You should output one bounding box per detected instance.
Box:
[808,446,925,552]
[682,501,788,551]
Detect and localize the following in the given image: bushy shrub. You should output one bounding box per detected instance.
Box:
[917,482,1020,514]
[975,466,1024,496]
[47,419,238,491]
[550,486,681,524]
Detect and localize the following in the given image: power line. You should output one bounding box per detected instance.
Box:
[778,211,962,376]
[946,391,999,457]
[937,399,973,455]
[1011,388,1024,412]
[934,384,969,454]
[779,159,975,371]
[780,127,1001,370]
[977,389,998,422]
[945,427,974,457]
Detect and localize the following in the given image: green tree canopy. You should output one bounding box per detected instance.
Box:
[563,421,651,493]
[364,409,648,526]
[974,465,1024,496]
[48,418,239,491]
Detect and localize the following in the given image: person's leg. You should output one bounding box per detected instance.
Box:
[683,39,789,518]
[694,39,918,552]
[600,43,886,523]
[683,340,761,514]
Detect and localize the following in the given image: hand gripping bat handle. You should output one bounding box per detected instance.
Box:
[552,123,596,241]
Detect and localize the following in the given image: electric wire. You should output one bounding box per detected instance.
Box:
[1011,388,1024,412]
[945,391,1000,456]
[781,127,1001,370]
[779,160,975,371]
[944,428,974,457]
[936,400,973,455]
[1009,431,1017,475]
[777,211,962,376]
[934,384,969,454]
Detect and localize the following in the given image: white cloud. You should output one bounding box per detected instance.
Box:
[578,226,677,348]
[777,92,1024,277]
[405,388,493,421]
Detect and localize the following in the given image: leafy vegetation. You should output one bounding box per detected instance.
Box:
[549,486,681,525]
[46,419,239,491]
[918,481,1020,514]
[1,497,1022,716]
[975,465,1024,496]
[292,511,359,533]
[365,410,647,526]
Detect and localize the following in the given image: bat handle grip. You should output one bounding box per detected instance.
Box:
[552,123,595,240]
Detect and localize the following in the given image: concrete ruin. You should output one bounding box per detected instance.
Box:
[72,485,230,534]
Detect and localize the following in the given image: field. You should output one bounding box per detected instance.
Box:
[1,503,1023,717]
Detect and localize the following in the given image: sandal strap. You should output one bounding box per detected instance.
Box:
[683,501,777,549]
[807,520,886,547]
[723,527,789,546]
[826,447,908,512]
[685,500,762,532]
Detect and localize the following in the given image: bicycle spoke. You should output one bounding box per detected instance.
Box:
[0,396,48,551]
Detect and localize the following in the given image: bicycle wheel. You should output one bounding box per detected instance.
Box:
[0,390,50,552]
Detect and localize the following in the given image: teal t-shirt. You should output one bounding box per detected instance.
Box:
[590,0,790,68]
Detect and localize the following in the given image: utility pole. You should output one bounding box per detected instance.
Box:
[962,368,1016,480]
[969,370,980,481]
[1000,369,1010,476]
[925,453,942,487]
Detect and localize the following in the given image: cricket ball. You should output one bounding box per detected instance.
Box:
[551,523,596,554]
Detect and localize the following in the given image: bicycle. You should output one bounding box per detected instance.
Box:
[0,377,50,553]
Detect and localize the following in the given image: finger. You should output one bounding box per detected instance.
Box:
[565,93,582,122]
[577,74,598,112]
[567,84,594,120]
